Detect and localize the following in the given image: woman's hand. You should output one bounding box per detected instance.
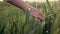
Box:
[29,7,45,20]
[4,0,45,20]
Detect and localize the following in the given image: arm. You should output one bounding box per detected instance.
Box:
[4,0,45,20]
[5,0,28,10]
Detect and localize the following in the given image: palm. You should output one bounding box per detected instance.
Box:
[30,7,45,20]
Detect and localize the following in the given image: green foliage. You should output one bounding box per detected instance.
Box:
[0,1,60,34]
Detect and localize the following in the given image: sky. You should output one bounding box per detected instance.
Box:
[24,0,58,2]
[0,0,58,2]
[23,0,58,2]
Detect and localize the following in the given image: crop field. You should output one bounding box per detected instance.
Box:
[0,0,60,34]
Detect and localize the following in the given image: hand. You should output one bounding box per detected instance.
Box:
[29,7,45,20]
[4,0,45,20]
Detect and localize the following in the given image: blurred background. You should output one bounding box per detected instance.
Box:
[0,0,60,34]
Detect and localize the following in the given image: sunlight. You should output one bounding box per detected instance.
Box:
[0,0,58,2]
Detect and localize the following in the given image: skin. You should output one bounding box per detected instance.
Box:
[4,0,45,20]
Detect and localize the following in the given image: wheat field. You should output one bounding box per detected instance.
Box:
[0,0,60,34]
